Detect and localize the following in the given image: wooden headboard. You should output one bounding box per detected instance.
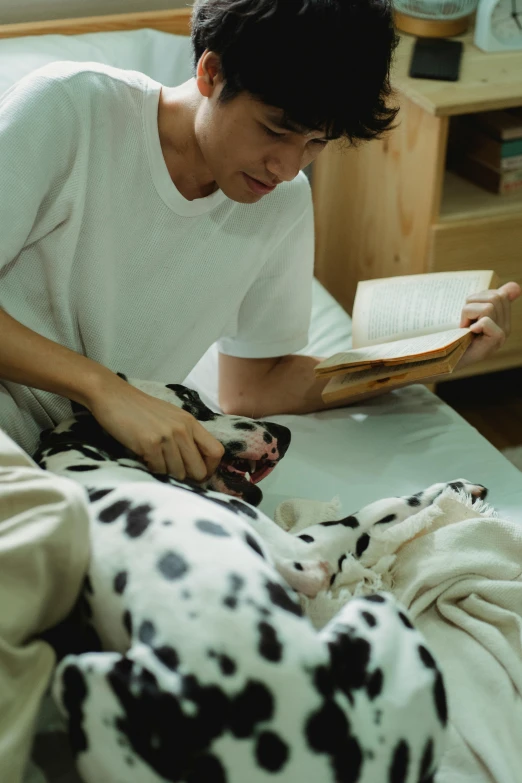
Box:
[0,8,193,40]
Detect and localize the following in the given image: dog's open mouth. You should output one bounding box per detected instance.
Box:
[219,457,274,486]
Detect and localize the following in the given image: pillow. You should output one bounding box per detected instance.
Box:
[0,28,194,95]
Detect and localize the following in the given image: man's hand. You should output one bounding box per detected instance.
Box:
[458,281,521,370]
[87,375,224,481]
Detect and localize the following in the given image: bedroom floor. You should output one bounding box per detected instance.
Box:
[437,367,522,451]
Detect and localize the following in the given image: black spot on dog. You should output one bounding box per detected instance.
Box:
[123,611,132,636]
[338,554,347,571]
[209,650,237,676]
[223,573,244,609]
[228,499,258,519]
[355,533,370,557]
[367,668,383,700]
[293,562,304,572]
[107,659,227,780]
[434,672,447,726]
[113,571,128,594]
[418,645,436,669]
[328,631,372,697]
[364,594,386,603]
[255,731,290,773]
[245,533,265,559]
[306,700,363,783]
[407,493,422,507]
[125,504,154,538]
[185,753,227,783]
[138,620,156,645]
[99,499,132,523]
[298,534,314,543]
[361,611,377,628]
[419,738,435,780]
[230,680,274,738]
[263,431,273,444]
[165,384,218,422]
[68,464,100,472]
[376,513,396,525]
[314,666,335,700]
[233,421,256,431]
[258,621,283,663]
[87,487,113,502]
[157,551,188,581]
[226,440,247,455]
[448,481,464,492]
[390,740,409,783]
[60,665,89,754]
[398,611,414,630]
[195,519,231,537]
[265,579,303,617]
[321,515,359,529]
[154,645,179,671]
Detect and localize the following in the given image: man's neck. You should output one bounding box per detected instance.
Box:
[157,81,218,201]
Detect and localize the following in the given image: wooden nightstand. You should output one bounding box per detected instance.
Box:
[312,32,522,381]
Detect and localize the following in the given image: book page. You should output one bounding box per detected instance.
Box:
[316,328,470,377]
[352,270,494,348]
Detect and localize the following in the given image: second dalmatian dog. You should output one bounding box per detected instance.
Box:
[35,376,487,783]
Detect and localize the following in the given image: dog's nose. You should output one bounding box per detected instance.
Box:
[260,422,291,458]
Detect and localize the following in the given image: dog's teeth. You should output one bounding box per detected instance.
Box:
[249,460,256,473]
[244,472,251,483]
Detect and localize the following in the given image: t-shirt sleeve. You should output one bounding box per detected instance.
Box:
[0,68,79,272]
[218,177,314,359]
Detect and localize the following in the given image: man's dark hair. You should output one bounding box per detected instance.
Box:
[192,0,398,144]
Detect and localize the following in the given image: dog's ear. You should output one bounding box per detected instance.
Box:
[165,384,217,422]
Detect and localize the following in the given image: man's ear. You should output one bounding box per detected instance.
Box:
[196,50,223,98]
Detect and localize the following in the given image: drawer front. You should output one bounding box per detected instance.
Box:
[430,212,522,379]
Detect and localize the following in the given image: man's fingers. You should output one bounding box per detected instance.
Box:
[460,301,498,329]
[194,427,225,478]
[142,445,169,476]
[499,281,522,302]
[469,315,506,346]
[160,439,187,480]
[176,436,209,482]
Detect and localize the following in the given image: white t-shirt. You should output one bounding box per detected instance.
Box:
[0,62,314,454]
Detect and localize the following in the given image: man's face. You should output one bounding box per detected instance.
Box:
[195,57,330,203]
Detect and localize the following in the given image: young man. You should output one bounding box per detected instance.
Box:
[0,0,517,480]
[0,1,519,778]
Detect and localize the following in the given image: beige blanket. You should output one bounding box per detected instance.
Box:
[277,489,522,783]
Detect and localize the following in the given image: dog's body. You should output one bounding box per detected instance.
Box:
[36,379,484,782]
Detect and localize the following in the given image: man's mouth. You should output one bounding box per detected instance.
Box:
[243,173,277,196]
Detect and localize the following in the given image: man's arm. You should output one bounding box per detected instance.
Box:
[219,281,522,417]
[0,309,223,479]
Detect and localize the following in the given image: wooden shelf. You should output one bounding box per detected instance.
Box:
[439,170,522,223]
[392,32,522,117]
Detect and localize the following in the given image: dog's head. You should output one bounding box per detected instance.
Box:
[35,379,291,507]
[155,383,291,506]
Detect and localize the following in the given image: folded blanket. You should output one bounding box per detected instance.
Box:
[277,490,522,783]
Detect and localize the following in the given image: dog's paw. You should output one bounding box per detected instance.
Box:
[276,559,332,598]
[446,479,488,502]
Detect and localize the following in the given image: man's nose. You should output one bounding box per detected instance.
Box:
[266,149,304,183]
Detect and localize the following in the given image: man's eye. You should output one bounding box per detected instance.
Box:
[262,125,285,138]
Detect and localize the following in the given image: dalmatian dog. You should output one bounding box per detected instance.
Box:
[35,377,488,783]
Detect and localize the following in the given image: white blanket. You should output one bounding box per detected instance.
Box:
[277,490,522,783]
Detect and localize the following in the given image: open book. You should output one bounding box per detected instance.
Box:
[315,270,498,404]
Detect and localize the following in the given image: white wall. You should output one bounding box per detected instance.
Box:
[0,0,190,25]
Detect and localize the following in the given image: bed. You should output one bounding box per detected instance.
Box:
[1,8,521,783]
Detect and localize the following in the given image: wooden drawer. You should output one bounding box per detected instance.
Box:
[429,211,522,379]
